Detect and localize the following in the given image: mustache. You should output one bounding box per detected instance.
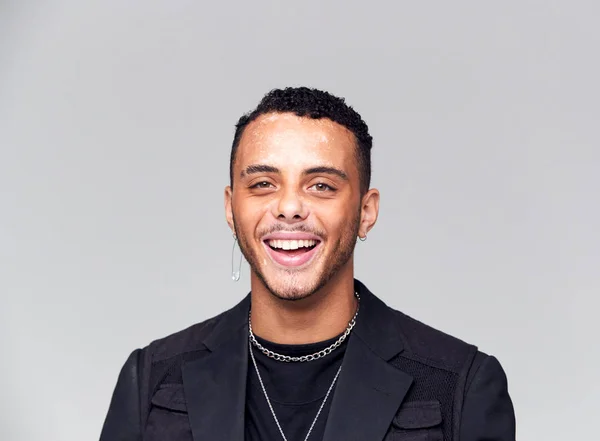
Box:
[259,224,326,238]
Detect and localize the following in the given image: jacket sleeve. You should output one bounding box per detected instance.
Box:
[99,349,143,441]
[459,354,516,441]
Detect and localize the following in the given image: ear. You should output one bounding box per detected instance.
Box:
[224,185,235,235]
[359,188,380,238]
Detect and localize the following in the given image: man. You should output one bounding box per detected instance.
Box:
[100,87,516,441]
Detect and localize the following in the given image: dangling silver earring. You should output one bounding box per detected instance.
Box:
[231,234,243,281]
[359,235,367,242]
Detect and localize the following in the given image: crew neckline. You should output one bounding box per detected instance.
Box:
[253,332,345,357]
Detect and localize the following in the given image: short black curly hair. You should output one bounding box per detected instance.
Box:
[230,87,372,194]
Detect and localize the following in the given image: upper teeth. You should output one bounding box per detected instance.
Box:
[268,239,317,250]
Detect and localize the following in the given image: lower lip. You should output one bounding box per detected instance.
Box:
[263,242,321,268]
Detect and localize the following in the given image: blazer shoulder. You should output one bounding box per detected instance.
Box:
[145,308,228,362]
[390,308,478,373]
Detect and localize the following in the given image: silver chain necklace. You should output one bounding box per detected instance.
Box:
[248,292,360,363]
[247,292,360,441]
[249,341,342,441]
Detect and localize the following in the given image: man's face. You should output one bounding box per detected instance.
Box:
[225,112,375,300]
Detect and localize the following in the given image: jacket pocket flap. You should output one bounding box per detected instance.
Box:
[151,384,187,412]
[392,400,442,429]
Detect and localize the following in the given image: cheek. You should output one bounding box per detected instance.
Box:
[235,201,268,235]
[323,204,359,236]
[321,201,350,224]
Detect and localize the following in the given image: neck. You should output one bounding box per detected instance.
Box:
[249,270,357,345]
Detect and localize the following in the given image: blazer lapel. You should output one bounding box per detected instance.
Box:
[181,297,250,441]
[179,281,411,441]
[322,280,414,441]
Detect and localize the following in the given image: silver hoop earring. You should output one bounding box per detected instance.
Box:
[231,234,242,281]
[359,235,367,242]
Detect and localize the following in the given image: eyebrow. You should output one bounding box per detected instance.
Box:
[303,166,348,181]
[240,164,280,178]
[241,164,348,181]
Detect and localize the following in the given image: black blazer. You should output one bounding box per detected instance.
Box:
[100,280,515,441]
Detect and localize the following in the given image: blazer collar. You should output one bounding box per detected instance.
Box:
[199,279,406,358]
[181,295,250,441]
[182,279,413,441]
[202,293,251,352]
[351,278,407,361]
[321,279,413,441]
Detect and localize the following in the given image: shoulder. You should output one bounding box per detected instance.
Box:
[147,316,218,361]
[129,307,236,395]
[357,280,481,373]
[143,306,232,363]
[136,290,250,359]
[388,306,479,373]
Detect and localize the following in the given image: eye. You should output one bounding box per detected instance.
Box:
[251,181,274,189]
[310,182,336,192]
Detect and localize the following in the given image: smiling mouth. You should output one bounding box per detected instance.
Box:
[263,239,321,267]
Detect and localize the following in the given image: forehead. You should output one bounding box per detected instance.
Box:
[236,112,357,168]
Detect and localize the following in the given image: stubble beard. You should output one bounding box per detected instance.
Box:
[233,210,361,301]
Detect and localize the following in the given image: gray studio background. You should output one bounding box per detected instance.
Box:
[1,1,598,440]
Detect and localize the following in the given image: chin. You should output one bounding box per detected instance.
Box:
[263,271,323,301]
[271,290,312,301]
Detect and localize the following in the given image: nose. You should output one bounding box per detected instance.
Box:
[273,187,308,223]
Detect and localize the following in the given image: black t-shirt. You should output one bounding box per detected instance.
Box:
[245,333,348,441]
